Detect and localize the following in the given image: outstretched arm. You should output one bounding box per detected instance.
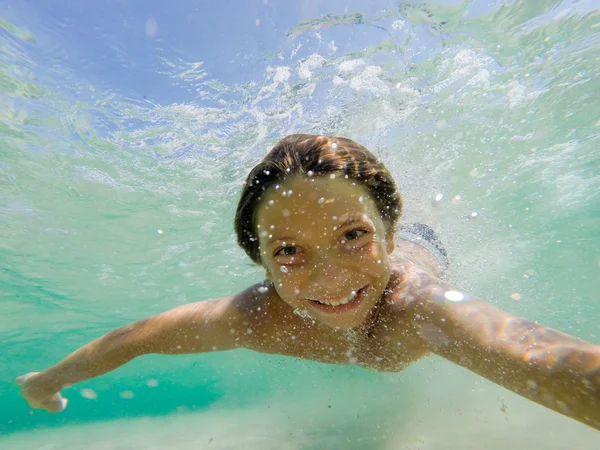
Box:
[393,263,600,431]
[16,285,264,412]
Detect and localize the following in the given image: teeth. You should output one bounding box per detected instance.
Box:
[313,289,360,307]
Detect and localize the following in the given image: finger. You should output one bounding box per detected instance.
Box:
[15,372,37,385]
[43,394,67,408]
[44,397,68,413]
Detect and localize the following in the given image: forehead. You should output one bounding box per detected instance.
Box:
[256,176,380,236]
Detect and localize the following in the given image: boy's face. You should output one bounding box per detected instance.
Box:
[256,175,395,329]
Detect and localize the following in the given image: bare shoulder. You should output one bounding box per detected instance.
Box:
[228,281,295,348]
[230,282,288,321]
[374,253,446,343]
[390,238,445,278]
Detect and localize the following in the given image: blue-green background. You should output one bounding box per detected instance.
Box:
[1,0,599,448]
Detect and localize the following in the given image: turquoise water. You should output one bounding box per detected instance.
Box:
[1,0,599,448]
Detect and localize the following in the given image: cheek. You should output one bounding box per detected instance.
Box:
[270,270,303,295]
[355,243,392,275]
[271,276,307,308]
[355,240,388,262]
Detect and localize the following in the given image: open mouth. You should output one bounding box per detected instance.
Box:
[306,285,369,314]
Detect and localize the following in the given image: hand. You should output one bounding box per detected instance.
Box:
[15,372,68,413]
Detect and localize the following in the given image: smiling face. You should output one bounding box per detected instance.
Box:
[256,175,395,329]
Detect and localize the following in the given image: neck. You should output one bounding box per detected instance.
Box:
[328,295,385,345]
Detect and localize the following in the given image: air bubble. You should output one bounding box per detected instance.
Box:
[157,229,164,234]
[145,17,158,39]
[120,390,135,399]
[331,142,338,150]
[280,266,289,273]
[80,388,98,400]
[359,196,364,204]
[444,291,464,302]
[318,197,325,204]
[258,286,268,293]
[435,194,443,202]
[146,379,159,388]
[556,400,569,412]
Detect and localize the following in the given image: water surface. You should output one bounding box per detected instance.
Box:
[1,0,599,448]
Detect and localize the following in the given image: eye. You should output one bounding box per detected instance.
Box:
[343,228,369,241]
[274,246,297,256]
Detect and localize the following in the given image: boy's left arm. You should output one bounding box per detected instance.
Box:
[392,262,600,431]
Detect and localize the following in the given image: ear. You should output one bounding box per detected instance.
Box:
[385,233,395,254]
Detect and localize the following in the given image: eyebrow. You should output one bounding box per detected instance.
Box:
[267,236,296,245]
[337,214,372,229]
[265,213,373,245]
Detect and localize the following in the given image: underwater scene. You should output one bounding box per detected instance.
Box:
[1,0,599,448]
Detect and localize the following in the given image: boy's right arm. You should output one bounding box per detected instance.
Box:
[16,284,267,412]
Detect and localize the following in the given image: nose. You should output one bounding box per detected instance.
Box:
[305,256,353,299]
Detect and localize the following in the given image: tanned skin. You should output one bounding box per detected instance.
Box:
[17,177,600,432]
[17,251,600,430]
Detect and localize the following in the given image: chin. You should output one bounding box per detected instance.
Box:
[330,316,370,330]
[305,285,379,329]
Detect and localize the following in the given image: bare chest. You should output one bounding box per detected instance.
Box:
[260,319,427,372]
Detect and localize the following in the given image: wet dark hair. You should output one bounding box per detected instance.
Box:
[234,134,402,264]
